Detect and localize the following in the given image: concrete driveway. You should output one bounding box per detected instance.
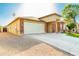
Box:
[25,33,79,56]
[0,32,69,56]
[0,32,42,55]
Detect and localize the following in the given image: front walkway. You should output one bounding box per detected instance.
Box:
[0,32,69,56]
[25,33,79,56]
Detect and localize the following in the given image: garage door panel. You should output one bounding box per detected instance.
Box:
[24,22,45,34]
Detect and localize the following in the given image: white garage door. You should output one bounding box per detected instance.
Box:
[24,22,45,34]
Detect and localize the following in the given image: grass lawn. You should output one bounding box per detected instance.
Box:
[65,32,79,38]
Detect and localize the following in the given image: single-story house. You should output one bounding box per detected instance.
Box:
[39,13,65,33]
[6,13,65,35]
[6,17,46,35]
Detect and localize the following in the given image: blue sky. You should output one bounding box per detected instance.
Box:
[0,3,79,26]
[55,3,66,15]
[0,3,21,26]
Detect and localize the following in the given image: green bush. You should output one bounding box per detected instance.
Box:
[66,23,76,31]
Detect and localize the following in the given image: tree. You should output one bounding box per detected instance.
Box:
[62,4,79,32]
[62,4,79,24]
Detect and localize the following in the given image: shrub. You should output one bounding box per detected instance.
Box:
[66,23,76,32]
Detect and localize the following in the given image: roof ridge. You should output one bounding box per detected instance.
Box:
[39,13,61,19]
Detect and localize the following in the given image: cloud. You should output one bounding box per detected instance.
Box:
[5,3,57,26]
[15,3,57,18]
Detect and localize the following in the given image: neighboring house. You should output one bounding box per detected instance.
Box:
[0,26,3,32]
[0,26,7,32]
[76,23,79,33]
[39,13,65,33]
[6,17,46,35]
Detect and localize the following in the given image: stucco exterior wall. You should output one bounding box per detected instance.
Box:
[39,14,61,32]
[0,26,3,32]
[7,19,21,35]
[77,24,79,29]
[47,22,53,33]
[39,15,60,22]
[76,24,79,33]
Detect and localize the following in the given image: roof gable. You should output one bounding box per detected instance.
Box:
[39,13,61,19]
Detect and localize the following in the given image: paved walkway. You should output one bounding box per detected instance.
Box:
[0,32,69,56]
[25,33,79,56]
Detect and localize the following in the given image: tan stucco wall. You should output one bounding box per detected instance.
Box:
[7,19,21,35]
[47,21,59,33]
[77,24,79,29]
[39,15,61,33]
[39,15,60,22]
[47,22,53,33]
[56,22,58,32]
[0,27,3,32]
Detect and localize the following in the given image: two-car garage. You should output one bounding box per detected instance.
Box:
[22,17,46,35]
[24,21,45,34]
